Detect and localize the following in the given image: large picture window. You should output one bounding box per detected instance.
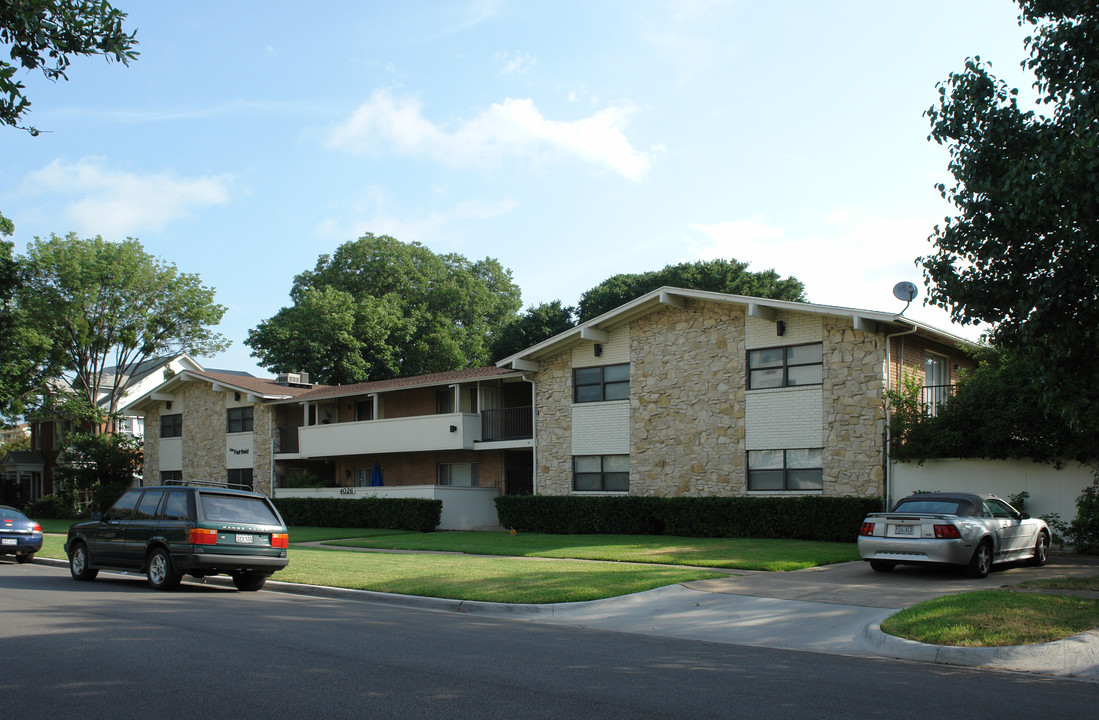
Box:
[747,449,823,491]
[574,364,630,403]
[573,455,630,492]
[227,406,254,433]
[160,413,182,438]
[748,343,822,389]
[437,462,479,487]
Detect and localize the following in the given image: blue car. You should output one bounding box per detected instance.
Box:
[0,505,44,563]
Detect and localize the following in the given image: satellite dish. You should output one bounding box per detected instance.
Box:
[892,282,918,315]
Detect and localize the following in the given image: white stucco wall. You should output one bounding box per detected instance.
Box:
[891,458,1094,523]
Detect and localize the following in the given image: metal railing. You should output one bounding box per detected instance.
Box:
[481,407,533,441]
[921,384,956,416]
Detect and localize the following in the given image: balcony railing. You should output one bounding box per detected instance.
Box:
[921,384,956,416]
[481,406,533,442]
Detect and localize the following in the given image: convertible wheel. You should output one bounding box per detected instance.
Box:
[869,560,896,573]
[15,552,34,563]
[1027,531,1050,566]
[69,542,99,581]
[232,572,267,592]
[146,548,182,590]
[966,540,992,578]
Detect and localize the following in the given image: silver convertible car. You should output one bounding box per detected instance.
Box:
[858,492,1050,578]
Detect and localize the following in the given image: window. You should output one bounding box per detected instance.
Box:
[227,407,254,433]
[105,490,141,522]
[438,462,479,487]
[160,413,182,438]
[355,400,374,421]
[574,364,630,403]
[161,470,182,484]
[748,343,822,389]
[747,449,823,491]
[159,491,194,521]
[134,491,165,521]
[573,455,629,492]
[227,468,254,490]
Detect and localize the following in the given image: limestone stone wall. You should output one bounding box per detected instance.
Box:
[533,349,574,495]
[823,317,886,496]
[142,407,161,480]
[629,300,746,496]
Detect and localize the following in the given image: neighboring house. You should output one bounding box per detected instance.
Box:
[0,355,203,505]
[495,287,974,504]
[125,287,973,528]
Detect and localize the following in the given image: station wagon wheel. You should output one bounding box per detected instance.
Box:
[69,542,98,581]
[966,540,992,578]
[231,572,267,592]
[1028,531,1050,566]
[146,547,182,590]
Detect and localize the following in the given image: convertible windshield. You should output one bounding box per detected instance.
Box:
[892,500,963,515]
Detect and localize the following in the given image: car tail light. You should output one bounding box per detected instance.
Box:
[860,522,875,536]
[933,524,961,539]
[31,523,42,533]
[270,533,288,549]
[188,528,218,545]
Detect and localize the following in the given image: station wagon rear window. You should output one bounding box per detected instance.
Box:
[200,494,281,525]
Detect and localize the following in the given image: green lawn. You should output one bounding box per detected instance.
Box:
[319,531,861,571]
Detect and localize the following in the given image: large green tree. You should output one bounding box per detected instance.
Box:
[1,0,138,134]
[247,234,522,384]
[18,234,228,418]
[922,0,1099,433]
[489,300,576,362]
[577,258,806,322]
[0,215,54,419]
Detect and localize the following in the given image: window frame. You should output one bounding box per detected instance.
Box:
[572,454,630,493]
[226,406,254,434]
[226,467,254,490]
[573,363,630,403]
[160,413,182,438]
[437,462,480,487]
[747,342,823,390]
[746,448,824,492]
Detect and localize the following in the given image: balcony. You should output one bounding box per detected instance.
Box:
[481,406,533,442]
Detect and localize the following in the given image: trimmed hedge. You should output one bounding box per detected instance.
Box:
[494,495,884,543]
[273,497,441,533]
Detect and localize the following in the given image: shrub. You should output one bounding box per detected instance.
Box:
[273,497,441,533]
[494,495,882,542]
[1068,477,1099,555]
[24,494,75,519]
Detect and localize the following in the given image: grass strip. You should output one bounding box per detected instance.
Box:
[881,589,1099,647]
[322,531,860,571]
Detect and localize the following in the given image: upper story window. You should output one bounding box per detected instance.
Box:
[748,343,822,389]
[227,406,254,433]
[160,413,182,438]
[574,363,630,403]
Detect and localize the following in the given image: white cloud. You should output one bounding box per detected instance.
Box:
[21,158,232,237]
[496,50,535,75]
[326,90,654,180]
[686,211,983,340]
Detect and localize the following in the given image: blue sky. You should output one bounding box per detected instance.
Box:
[2,1,1035,376]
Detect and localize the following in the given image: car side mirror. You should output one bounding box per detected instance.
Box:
[1020,512,1031,520]
[92,511,103,522]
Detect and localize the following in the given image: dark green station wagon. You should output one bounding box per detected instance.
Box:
[65,483,289,591]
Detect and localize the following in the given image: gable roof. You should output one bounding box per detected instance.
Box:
[123,369,327,413]
[496,286,976,369]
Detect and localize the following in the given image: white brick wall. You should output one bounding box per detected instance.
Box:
[572,401,630,455]
[745,387,823,449]
[572,326,629,367]
[746,312,822,348]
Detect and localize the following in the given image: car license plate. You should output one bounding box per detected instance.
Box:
[1,537,16,545]
[893,525,915,536]
[235,534,254,544]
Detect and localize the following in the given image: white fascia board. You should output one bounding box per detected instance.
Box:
[579,327,609,343]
